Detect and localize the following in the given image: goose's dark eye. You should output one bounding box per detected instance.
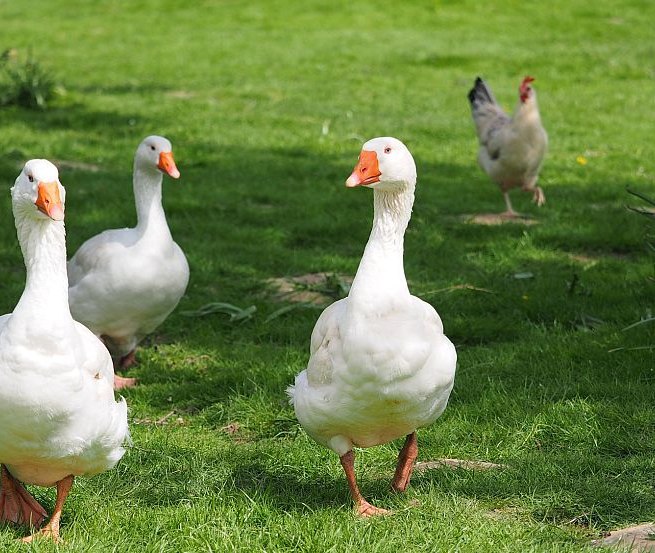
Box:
[28,175,34,182]
[150,145,156,151]
[384,147,391,154]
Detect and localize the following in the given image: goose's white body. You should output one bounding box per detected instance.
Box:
[0,160,128,488]
[293,294,456,457]
[67,136,189,360]
[290,138,456,459]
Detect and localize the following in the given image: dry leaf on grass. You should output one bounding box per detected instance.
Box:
[415,458,508,471]
[593,523,655,552]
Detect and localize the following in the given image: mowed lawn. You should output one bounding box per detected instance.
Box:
[1,0,654,551]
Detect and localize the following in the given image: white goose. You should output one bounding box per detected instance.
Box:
[0,160,129,542]
[67,136,189,387]
[289,137,457,516]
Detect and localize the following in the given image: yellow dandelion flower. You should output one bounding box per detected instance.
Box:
[576,156,588,165]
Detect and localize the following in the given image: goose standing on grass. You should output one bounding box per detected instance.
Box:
[68,136,189,388]
[288,137,457,516]
[0,160,129,542]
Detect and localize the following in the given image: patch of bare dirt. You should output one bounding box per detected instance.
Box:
[461,213,539,226]
[593,523,655,552]
[567,253,599,265]
[221,422,241,435]
[134,411,185,426]
[566,251,631,264]
[166,90,196,99]
[266,273,353,305]
[415,458,508,471]
[485,506,523,521]
[219,422,251,444]
[53,159,102,172]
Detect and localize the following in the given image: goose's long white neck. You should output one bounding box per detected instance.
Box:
[348,186,414,307]
[133,165,172,242]
[12,209,72,326]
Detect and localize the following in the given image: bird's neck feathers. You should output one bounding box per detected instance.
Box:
[515,93,541,123]
[133,165,171,241]
[348,186,414,306]
[12,210,72,327]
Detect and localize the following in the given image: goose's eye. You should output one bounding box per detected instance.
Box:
[384,147,392,154]
[150,145,156,151]
[28,175,34,182]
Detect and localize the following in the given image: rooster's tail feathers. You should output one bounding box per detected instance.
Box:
[468,77,497,109]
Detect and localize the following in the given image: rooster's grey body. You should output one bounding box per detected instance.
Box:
[468,76,548,216]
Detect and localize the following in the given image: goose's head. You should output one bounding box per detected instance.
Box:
[11,159,65,221]
[135,135,180,179]
[346,137,416,192]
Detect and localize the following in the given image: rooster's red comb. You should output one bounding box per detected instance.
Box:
[520,76,535,89]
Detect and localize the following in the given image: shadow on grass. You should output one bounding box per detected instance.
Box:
[0,103,151,139]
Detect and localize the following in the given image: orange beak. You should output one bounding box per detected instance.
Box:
[35,181,64,221]
[345,150,381,187]
[158,151,180,179]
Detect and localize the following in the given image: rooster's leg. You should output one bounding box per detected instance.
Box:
[532,186,546,207]
[522,178,545,207]
[500,192,519,218]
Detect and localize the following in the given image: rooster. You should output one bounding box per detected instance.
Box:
[468,76,548,217]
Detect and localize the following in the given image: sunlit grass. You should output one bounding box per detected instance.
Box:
[0,0,654,551]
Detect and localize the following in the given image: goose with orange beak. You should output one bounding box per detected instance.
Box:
[289,137,457,516]
[67,136,189,387]
[0,160,129,542]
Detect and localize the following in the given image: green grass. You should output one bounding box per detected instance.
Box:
[1,0,655,551]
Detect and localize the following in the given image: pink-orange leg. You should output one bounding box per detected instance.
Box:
[112,348,138,389]
[119,349,137,370]
[391,432,418,492]
[22,475,74,544]
[339,451,389,517]
[0,465,47,528]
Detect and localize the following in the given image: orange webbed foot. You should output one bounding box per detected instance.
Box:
[356,499,391,518]
[114,374,138,390]
[21,524,63,544]
[0,466,47,529]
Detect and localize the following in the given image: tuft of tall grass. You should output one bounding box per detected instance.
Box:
[0,48,59,109]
